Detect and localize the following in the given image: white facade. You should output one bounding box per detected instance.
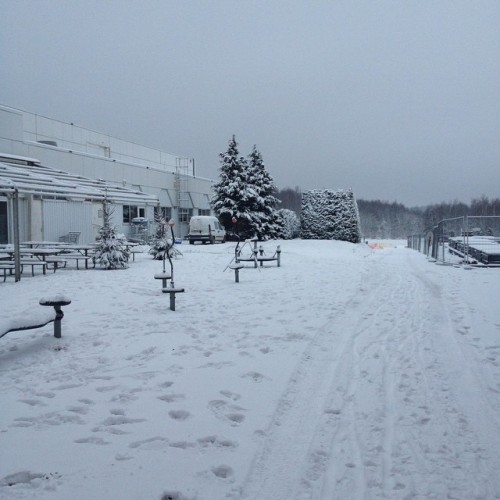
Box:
[0,105,215,238]
[0,154,158,244]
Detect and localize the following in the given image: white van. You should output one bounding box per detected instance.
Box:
[188,216,226,244]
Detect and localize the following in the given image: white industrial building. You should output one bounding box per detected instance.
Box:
[0,104,215,244]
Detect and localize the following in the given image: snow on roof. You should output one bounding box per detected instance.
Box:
[0,152,40,164]
[0,155,158,205]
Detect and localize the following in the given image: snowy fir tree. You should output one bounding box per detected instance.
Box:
[93,197,130,269]
[211,135,256,239]
[246,145,281,240]
[301,189,361,243]
[149,211,172,260]
[276,208,301,239]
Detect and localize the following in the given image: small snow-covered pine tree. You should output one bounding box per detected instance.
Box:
[149,211,172,260]
[93,197,130,269]
[301,189,361,243]
[276,208,301,239]
[246,145,281,240]
[211,135,255,239]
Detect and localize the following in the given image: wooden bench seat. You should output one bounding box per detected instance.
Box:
[19,259,48,276]
[0,262,16,282]
[130,247,143,262]
[45,257,68,272]
[59,254,94,269]
[257,256,279,266]
[257,247,281,267]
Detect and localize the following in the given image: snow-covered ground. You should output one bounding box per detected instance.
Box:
[1,239,499,500]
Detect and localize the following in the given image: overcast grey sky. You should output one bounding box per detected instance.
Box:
[1,0,499,206]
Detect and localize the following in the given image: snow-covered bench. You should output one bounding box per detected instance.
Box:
[257,245,281,267]
[0,262,16,281]
[45,257,68,272]
[0,296,71,340]
[19,259,48,276]
[58,253,94,270]
[130,247,143,262]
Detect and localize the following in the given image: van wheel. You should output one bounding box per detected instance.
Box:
[210,236,215,245]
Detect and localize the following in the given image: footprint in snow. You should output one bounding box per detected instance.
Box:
[158,393,186,403]
[241,371,267,382]
[208,400,246,426]
[19,399,45,407]
[168,410,191,421]
[220,390,241,401]
[129,436,169,450]
[74,436,109,445]
[211,464,234,479]
[197,435,238,450]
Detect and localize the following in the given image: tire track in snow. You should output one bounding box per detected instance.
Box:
[237,253,373,500]
[239,248,500,500]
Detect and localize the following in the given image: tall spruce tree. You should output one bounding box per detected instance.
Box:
[211,135,256,238]
[246,145,281,240]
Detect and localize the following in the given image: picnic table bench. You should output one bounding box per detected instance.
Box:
[19,259,48,276]
[257,245,281,267]
[57,253,94,269]
[130,247,143,262]
[0,262,16,281]
[0,297,71,339]
[45,256,67,272]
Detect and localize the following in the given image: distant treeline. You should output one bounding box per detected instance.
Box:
[275,187,500,239]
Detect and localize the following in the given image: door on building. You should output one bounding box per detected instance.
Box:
[0,201,7,244]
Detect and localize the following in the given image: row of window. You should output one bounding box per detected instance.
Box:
[122,205,210,223]
[123,205,145,223]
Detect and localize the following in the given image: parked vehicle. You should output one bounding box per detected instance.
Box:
[188,216,226,244]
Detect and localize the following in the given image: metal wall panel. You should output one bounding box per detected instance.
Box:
[42,199,94,243]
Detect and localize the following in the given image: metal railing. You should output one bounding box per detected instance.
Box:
[408,215,500,267]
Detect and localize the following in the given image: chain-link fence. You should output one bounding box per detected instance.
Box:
[408,215,500,266]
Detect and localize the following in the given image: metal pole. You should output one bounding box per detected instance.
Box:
[53,305,63,338]
[12,187,21,282]
[168,219,176,287]
[465,216,469,263]
[441,223,445,263]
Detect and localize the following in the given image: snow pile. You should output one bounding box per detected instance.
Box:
[1,239,499,499]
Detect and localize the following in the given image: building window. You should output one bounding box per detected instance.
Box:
[123,205,145,223]
[179,208,193,223]
[154,206,172,222]
[198,209,211,216]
